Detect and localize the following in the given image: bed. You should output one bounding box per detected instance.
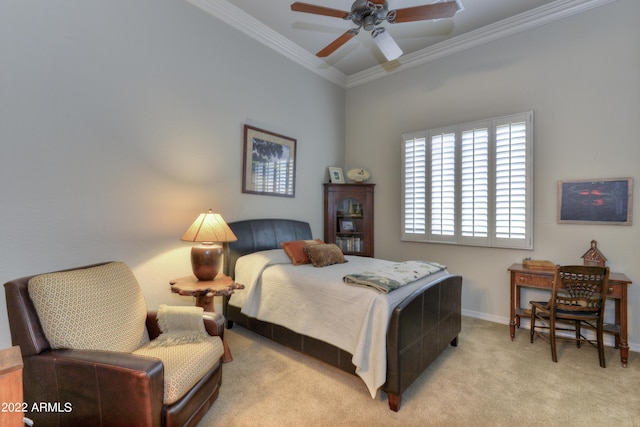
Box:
[222,218,462,411]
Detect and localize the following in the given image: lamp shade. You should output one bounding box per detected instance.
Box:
[181,210,237,281]
[181,210,237,243]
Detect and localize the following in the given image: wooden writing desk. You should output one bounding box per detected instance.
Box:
[508,263,632,367]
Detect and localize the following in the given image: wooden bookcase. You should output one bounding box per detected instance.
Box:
[324,183,375,257]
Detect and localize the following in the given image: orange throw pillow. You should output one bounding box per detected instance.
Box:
[281,239,324,265]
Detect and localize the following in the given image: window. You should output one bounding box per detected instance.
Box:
[401,112,533,249]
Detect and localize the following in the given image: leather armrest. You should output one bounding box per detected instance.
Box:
[23,349,164,426]
[203,312,225,337]
[146,311,225,340]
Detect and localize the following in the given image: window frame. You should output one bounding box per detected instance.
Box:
[401,112,534,250]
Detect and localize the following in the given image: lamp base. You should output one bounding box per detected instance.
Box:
[190,244,223,281]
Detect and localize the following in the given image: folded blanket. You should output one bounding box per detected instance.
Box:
[343,260,446,293]
[147,304,209,348]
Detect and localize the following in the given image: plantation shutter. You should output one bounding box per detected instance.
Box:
[460,125,489,244]
[494,113,532,248]
[400,112,532,249]
[429,130,456,241]
[401,133,427,240]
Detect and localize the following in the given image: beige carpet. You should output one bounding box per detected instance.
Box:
[198,317,640,427]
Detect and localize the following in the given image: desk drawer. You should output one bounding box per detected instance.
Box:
[514,272,552,288]
[606,284,623,299]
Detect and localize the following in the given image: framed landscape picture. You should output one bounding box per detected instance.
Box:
[557,178,633,225]
[243,125,296,197]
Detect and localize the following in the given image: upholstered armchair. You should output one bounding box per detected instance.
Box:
[4,262,225,427]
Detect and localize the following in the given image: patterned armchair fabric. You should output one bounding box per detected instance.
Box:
[28,262,150,352]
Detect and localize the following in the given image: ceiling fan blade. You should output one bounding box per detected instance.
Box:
[368,0,386,4]
[372,28,403,61]
[316,30,357,57]
[291,2,349,19]
[392,1,460,23]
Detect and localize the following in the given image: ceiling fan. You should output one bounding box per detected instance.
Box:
[291,0,462,61]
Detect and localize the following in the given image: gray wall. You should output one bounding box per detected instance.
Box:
[2,0,638,353]
[0,0,345,347]
[345,0,640,349]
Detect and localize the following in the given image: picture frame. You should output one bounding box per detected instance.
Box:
[340,219,355,232]
[243,125,296,197]
[557,178,633,225]
[329,167,344,184]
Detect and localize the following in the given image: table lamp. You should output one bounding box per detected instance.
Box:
[181,209,237,281]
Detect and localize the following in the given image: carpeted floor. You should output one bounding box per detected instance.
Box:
[198,317,640,426]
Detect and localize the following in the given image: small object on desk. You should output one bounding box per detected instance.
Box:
[522,258,556,271]
[581,239,607,267]
[170,274,244,362]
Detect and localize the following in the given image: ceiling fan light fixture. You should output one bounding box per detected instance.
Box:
[371,27,402,61]
[362,14,376,31]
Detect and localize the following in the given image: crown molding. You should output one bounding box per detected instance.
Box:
[187,0,347,87]
[187,0,618,90]
[346,0,618,88]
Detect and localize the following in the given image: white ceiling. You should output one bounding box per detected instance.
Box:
[187,0,616,87]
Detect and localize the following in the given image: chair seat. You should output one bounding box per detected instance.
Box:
[531,300,599,319]
[134,336,224,404]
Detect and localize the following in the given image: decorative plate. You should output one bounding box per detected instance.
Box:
[346,168,370,183]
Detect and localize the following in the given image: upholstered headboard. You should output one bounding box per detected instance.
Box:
[224,219,312,279]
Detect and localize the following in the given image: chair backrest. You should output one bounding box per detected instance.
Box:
[4,262,150,355]
[4,262,113,356]
[551,265,610,315]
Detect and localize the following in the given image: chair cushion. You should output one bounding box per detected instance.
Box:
[28,262,149,352]
[134,336,224,404]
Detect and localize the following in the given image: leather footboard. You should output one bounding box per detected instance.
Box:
[383,274,462,411]
[223,274,462,412]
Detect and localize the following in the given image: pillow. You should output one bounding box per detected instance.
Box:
[304,243,348,268]
[281,239,324,265]
[28,262,149,352]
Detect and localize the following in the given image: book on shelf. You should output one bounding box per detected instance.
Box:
[336,236,363,253]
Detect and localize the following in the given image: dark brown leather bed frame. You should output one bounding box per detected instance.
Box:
[223,219,462,411]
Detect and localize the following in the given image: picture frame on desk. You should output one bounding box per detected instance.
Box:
[557,177,633,225]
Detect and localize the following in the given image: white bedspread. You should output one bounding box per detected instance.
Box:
[228,249,450,398]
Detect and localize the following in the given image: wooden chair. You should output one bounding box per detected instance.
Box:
[530,265,610,368]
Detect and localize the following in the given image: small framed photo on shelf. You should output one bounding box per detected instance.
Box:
[329,167,345,184]
[340,219,355,232]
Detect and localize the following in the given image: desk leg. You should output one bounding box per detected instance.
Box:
[619,291,629,367]
[509,273,516,341]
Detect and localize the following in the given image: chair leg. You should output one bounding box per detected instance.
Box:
[550,316,558,363]
[597,325,606,368]
[530,306,536,343]
[576,321,581,348]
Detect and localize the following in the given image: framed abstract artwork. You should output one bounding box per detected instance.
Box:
[243,125,296,197]
[557,178,633,225]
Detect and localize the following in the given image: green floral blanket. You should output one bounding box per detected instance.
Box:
[343,260,446,293]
